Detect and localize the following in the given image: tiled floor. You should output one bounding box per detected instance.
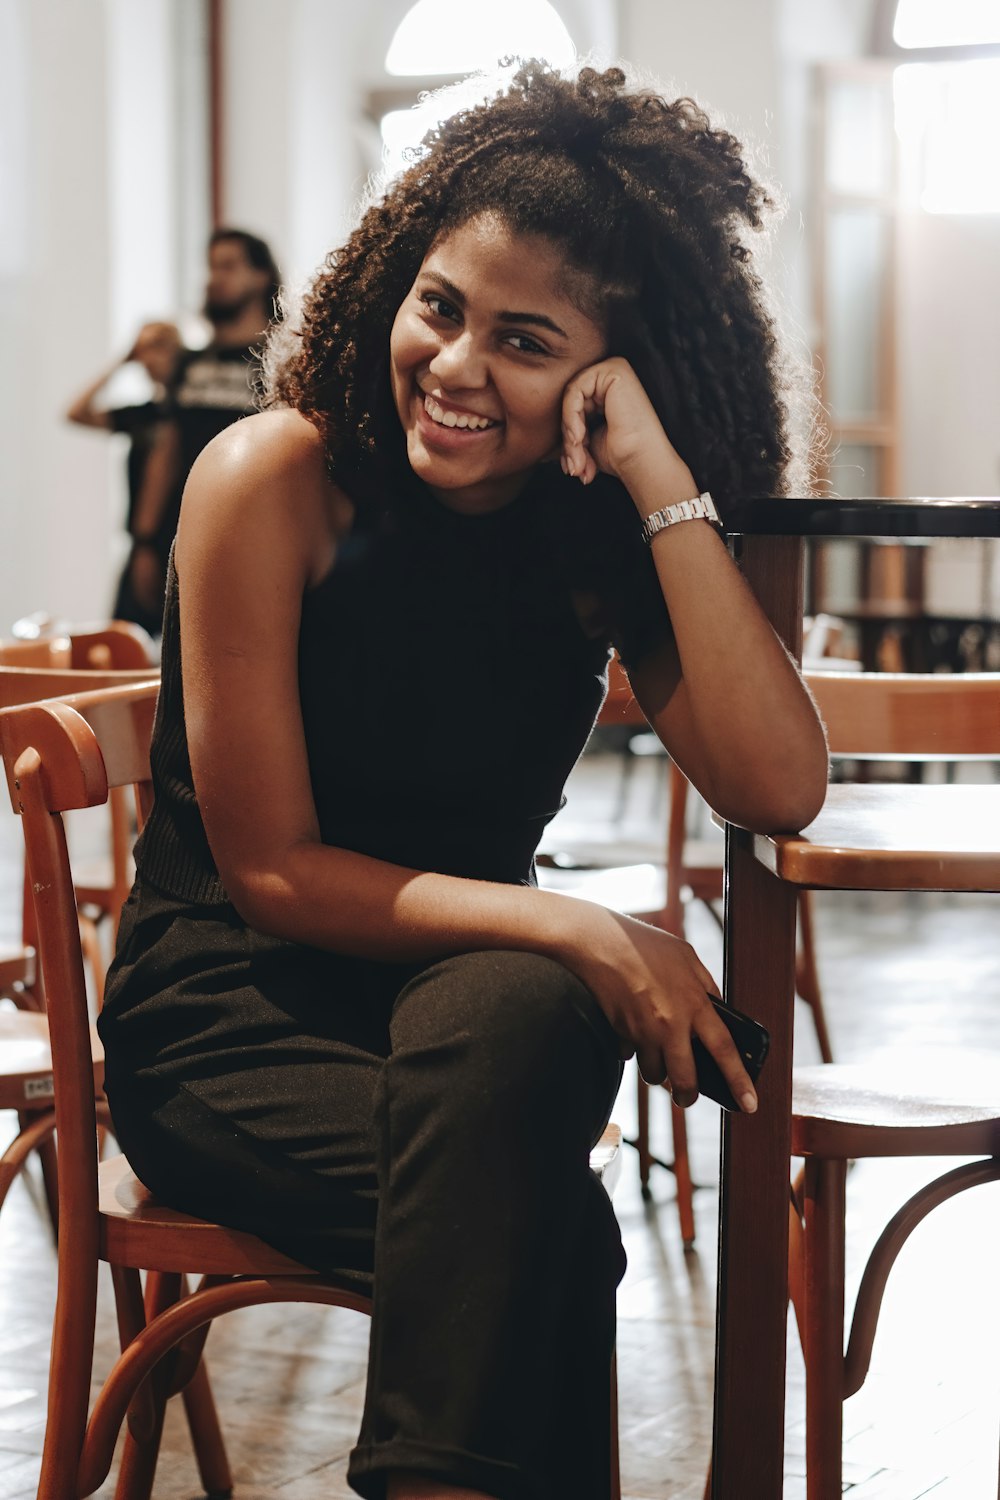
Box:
[0,750,998,1498]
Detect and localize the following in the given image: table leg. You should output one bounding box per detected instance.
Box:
[711,838,798,1497]
[711,532,804,1497]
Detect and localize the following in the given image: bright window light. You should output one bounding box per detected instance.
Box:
[385,0,576,77]
[380,74,507,180]
[893,0,1000,48]
[894,59,1000,212]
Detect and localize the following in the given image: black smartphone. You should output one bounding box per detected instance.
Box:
[690,996,770,1111]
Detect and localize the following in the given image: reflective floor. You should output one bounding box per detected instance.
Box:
[0,749,997,1498]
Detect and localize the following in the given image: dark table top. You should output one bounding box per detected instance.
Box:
[724,497,1000,538]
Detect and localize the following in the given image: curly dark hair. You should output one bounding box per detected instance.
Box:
[264,61,812,504]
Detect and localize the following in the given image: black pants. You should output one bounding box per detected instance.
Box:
[100,881,626,1499]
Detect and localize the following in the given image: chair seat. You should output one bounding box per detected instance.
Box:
[98,1154,315,1276]
[99,1124,627,1276]
[0,1008,103,1109]
[792,1058,1000,1158]
[678,837,726,874]
[538,862,667,912]
[591,1123,623,1198]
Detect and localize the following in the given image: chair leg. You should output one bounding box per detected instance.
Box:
[636,1074,652,1196]
[802,1157,847,1500]
[787,1186,806,1350]
[634,1077,697,1241]
[34,1131,60,1239]
[795,892,834,1064]
[113,1271,180,1500]
[670,1100,695,1247]
[181,1358,233,1498]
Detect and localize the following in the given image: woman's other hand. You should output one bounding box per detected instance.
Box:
[559,356,696,502]
[563,902,758,1113]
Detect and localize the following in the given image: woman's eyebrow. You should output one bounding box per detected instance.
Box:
[420,269,568,339]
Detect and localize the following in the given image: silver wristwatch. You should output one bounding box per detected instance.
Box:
[640,492,721,545]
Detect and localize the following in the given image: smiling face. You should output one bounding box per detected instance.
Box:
[389,214,607,514]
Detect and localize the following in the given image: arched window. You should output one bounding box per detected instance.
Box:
[376,0,577,179]
[385,0,575,78]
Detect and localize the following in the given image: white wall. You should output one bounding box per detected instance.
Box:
[0,0,115,626]
[0,0,189,628]
[621,0,783,152]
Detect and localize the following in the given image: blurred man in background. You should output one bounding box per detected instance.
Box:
[123,227,282,626]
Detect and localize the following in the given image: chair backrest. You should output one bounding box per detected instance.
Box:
[602,663,1000,930]
[0,664,160,956]
[0,681,160,1232]
[2,620,155,672]
[69,623,156,670]
[0,663,158,712]
[805,671,1000,759]
[0,636,72,668]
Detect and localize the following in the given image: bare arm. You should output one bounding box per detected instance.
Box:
[561,357,829,832]
[65,361,120,429]
[174,409,761,1109]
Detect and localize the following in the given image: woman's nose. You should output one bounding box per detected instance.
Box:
[428,333,487,389]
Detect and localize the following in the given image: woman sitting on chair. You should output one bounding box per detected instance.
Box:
[100,61,828,1500]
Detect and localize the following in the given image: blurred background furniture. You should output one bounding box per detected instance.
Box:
[0,645,158,1240]
[0,626,158,1005]
[779,672,1000,1500]
[783,668,1000,1497]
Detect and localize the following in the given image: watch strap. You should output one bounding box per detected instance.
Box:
[640,492,721,545]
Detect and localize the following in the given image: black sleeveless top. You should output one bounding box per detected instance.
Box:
[135,468,672,905]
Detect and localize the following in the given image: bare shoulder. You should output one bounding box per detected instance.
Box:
[191,408,329,492]
[178,409,351,581]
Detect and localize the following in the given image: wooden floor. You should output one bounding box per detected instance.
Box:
[0,752,998,1498]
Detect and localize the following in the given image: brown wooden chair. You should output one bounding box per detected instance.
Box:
[0,654,159,1009]
[785,670,1000,1499]
[2,622,156,987]
[0,665,155,1240]
[7,618,155,671]
[0,679,625,1500]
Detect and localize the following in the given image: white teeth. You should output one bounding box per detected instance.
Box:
[423,395,493,431]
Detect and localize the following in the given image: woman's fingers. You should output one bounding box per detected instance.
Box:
[560,367,609,484]
[662,1028,700,1107]
[635,1043,668,1087]
[693,1001,759,1113]
[635,988,756,1113]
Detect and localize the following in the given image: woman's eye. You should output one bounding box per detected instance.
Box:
[505,333,547,356]
[422,294,459,321]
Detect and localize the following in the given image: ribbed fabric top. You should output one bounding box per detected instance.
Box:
[135,468,672,906]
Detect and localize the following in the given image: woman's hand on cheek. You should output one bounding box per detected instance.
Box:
[560,357,696,497]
